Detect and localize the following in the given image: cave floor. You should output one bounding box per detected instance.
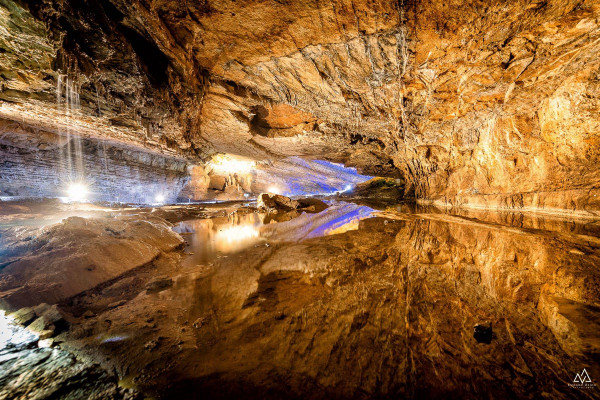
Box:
[1,199,600,399]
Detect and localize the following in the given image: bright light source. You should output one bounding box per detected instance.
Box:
[155,194,166,204]
[209,154,255,175]
[66,182,89,202]
[267,186,281,195]
[344,184,353,192]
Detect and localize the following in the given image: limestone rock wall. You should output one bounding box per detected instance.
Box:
[0,120,190,203]
[1,0,600,213]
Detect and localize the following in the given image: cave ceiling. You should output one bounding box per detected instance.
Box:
[1,0,600,208]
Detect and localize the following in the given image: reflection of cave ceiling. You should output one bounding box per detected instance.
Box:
[2,1,600,212]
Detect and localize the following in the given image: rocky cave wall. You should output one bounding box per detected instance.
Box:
[0,120,190,202]
[1,0,600,214]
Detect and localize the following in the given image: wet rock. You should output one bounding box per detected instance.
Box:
[258,193,329,216]
[296,198,328,213]
[0,308,142,399]
[0,215,184,309]
[473,322,494,344]
[258,193,297,211]
[27,305,68,338]
[9,307,36,325]
[37,338,54,348]
[38,330,54,340]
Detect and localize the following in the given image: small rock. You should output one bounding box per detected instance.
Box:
[9,307,36,325]
[82,310,95,319]
[41,305,66,325]
[38,329,55,340]
[257,193,299,211]
[296,198,328,213]
[33,303,51,317]
[28,317,55,335]
[37,338,54,348]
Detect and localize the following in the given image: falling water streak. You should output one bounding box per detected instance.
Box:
[56,74,68,177]
[57,73,85,182]
[102,140,109,173]
[71,81,84,180]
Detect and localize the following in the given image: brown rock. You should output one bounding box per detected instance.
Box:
[257,193,300,211]
[209,175,227,191]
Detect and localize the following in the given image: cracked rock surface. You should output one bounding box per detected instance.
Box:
[1,1,600,213]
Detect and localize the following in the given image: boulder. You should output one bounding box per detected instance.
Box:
[258,193,329,216]
[8,307,36,325]
[297,198,328,213]
[257,193,299,211]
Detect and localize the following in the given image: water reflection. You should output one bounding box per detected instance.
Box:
[72,207,600,399]
[173,202,375,266]
[173,213,264,265]
[4,199,600,399]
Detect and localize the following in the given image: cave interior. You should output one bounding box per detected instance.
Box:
[1,0,600,399]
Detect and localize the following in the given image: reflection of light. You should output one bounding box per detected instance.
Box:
[209,154,255,175]
[66,182,89,202]
[268,186,281,195]
[344,184,353,192]
[155,194,165,204]
[215,224,259,252]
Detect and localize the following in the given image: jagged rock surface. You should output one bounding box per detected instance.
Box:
[1,0,600,213]
[0,309,141,400]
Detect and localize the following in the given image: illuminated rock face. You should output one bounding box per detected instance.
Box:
[0,121,189,203]
[1,0,600,213]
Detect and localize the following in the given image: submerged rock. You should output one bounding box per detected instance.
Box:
[0,215,184,309]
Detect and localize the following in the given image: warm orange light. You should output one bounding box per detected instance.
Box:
[209,154,255,175]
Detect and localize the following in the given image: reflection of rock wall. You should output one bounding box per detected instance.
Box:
[43,208,600,398]
[0,125,189,203]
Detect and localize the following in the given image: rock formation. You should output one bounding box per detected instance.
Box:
[0,214,184,308]
[1,0,598,214]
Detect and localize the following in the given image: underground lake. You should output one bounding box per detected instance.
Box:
[1,0,600,399]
